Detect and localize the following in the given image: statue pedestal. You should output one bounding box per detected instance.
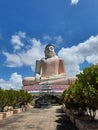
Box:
[22,44,77,95]
[22,84,69,94]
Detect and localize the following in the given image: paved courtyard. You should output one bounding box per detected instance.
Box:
[0,105,78,130]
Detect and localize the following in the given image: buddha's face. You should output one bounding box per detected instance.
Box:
[45,45,56,58]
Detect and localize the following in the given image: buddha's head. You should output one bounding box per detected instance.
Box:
[44,44,56,58]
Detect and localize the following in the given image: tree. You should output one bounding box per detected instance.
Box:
[62,64,98,121]
[77,65,98,120]
[0,88,33,111]
[6,89,17,108]
[0,89,8,111]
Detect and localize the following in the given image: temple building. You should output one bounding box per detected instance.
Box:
[22,44,77,95]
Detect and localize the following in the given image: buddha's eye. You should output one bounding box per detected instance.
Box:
[49,46,54,51]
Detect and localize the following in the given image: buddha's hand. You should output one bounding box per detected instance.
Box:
[35,73,41,82]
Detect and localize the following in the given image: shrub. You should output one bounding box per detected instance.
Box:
[61,65,98,121]
[0,88,33,111]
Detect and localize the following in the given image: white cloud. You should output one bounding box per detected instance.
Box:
[58,35,98,76]
[54,35,63,44]
[86,54,98,64]
[71,0,79,5]
[10,31,26,51]
[0,72,22,90]
[9,72,23,89]
[43,35,52,41]
[3,35,45,72]
[43,35,63,44]
[65,64,80,77]
[3,52,23,67]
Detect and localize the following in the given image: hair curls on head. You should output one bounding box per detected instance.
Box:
[45,44,55,51]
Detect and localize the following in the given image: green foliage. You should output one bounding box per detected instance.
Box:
[6,89,17,108]
[61,65,98,121]
[0,88,8,111]
[17,90,32,107]
[59,89,67,103]
[0,88,33,111]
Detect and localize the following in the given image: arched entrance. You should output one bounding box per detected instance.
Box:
[34,94,60,108]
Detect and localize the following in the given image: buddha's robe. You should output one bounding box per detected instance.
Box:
[22,57,66,86]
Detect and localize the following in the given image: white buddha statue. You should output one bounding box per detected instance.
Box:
[22,44,76,86]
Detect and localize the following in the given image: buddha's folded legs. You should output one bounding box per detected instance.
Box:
[22,76,76,86]
[22,77,36,86]
[22,76,66,86]
[39,77,75,85]
[39,78,66,85]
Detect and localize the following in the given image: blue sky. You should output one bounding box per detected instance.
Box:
[0,0,98,89]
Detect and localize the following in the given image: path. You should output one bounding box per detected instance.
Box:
[0,105,78,130]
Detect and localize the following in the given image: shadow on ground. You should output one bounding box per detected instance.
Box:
[55,108,79,130]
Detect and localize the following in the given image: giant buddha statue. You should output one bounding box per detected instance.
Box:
[22,44,76,86]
